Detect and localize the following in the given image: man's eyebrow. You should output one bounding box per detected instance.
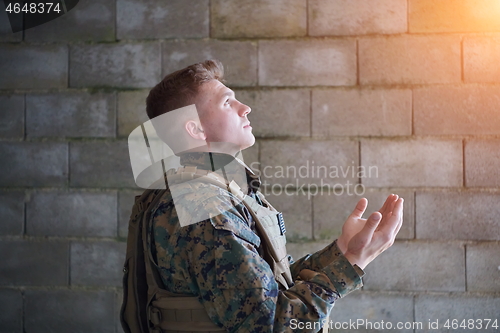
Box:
[221,90,235,99]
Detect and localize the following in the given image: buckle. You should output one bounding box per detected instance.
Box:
[148,306,162,326]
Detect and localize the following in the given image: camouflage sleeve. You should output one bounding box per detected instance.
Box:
[153,185,364,333]
[288,240,366,298]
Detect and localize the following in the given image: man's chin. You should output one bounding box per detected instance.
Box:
[241,136,256,150]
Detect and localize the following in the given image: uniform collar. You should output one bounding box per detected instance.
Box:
[178,152,261,193]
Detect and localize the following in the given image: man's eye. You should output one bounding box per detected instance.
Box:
[224,99,230,105]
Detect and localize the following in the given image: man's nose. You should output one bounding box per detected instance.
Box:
[240,102,251,116]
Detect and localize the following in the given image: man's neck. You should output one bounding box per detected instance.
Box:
[179,151,235,171]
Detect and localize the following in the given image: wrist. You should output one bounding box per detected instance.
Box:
[320,249,365,297]
[343,251,367,270]
[337,237,346,254]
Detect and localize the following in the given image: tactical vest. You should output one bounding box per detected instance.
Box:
[121,165,294,333]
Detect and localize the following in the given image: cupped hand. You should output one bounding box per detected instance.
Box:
[337,194,404,269]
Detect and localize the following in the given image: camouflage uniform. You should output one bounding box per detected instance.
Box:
[149,152,364,332]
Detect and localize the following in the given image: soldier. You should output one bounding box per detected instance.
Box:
[122,59,404,333]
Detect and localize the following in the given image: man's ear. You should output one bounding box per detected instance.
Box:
[185,120,206,140]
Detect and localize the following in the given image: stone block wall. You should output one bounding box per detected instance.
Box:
[1,0,499,332]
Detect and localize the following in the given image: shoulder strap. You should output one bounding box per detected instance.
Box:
[141,189,170,304]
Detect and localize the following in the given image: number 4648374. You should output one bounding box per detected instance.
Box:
[444,319,498,330]
[5,2,61,14]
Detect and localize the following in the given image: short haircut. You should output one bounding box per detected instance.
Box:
[146,59,225,120]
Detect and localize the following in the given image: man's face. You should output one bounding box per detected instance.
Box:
[195,79,255,152]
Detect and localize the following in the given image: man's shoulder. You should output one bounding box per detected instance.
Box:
[151,179,252,231]
[167,177,247,209]
[140,179,225,210]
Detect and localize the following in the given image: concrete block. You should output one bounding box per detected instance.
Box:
[465,139,500,187]
[162,39,257,87]
[26,92,116,138]
[416,191,500,241]
[0,95,24,138]
[24,0,115,41]
[286,241,330,261]
[118,190,142,238]
[265,190,313,242]
[117,90,150,138]
[314,189,414,241]
[237,89,310,137]
[363,241,465,292]
[259,39,356,86]
[414,86,500,135]
[71,241,126,287]
[330,292,414,332]
[70,141,137,188]
[25,289,115,333]
[415,295,500,333]
[312,88,412,137]
[409,0,500,33]
[0,191,24,235]
[117,0,208,39]
[309,0,407,36]
[0,44,68,89]
[0,142,68,187]
[260,140,359,187]
[467,243,500,292]
[359,35,461,85]
[211,0,306,38]
[0,289,22,332]
[361,139,463,187]
[26,191,117,237]
[0,240,68,285]
[0,4,22,42]
[70,43,161,88]
[464,36,500,83]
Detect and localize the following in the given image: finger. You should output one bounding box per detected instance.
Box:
[392,205,404,236]
[378,195,391,215]
[381,194,399,222]
[394,198,404,234]
[387,194,399,215]
[380,198,404,235]
[379,194,395,216]
[394,215,403,235]
[349,198,368,219]
[355,211,382,244]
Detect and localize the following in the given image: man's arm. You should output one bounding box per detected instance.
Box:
[153,189,403,332]
[153,190,364,332]
[197,206,363,333]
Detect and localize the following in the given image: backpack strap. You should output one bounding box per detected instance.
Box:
[120,188,163,333]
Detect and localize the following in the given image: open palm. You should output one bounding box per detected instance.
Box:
[337,194,403,269]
